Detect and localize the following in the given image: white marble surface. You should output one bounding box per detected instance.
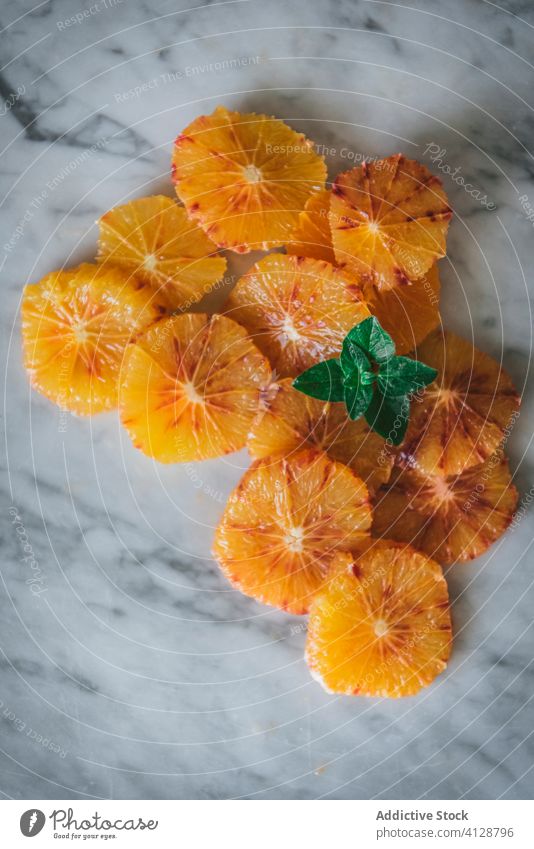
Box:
[1,0,534,800]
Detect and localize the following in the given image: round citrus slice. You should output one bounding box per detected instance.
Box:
[224,254,370,378]
[305,543,452,697]
[248,377,393,495]
[372,452,518,565]
[286,188,336,264]
[119,313,271,462]
[212,448,372,614]
[285,189,441,354]
[398,329,520,476]
[330,155,452,290]
[22,263,168,415]
[97,195,227,309]
[172,105,327,252]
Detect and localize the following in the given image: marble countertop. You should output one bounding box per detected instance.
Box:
[1,0,533,800]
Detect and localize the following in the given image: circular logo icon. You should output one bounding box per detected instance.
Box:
[20,810,46,837]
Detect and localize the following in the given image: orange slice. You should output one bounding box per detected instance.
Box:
[330,155,452,290]
[119,313,271,462]
[399,329,520,476]
[224,254,370,378]
[22,263,167,415]
[372,452,518,565]
[305,543,452,697]
[97,195,226,309]
[285,188,441,354]
[248,377,393,495]
[172,106,327,252]
[286,188,336,264]
[212,448,372,614]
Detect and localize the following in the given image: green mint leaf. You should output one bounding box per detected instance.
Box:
[364,391,410,445]
[342,316,396,368]
[340,339,372,378]
[293,359,345,402]
[343,368,374,420]
[377,356,438,398]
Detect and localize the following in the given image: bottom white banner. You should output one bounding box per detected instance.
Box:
[0,799,531,848]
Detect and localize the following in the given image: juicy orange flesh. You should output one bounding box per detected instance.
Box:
[284,188,441,355]
[22,263,166,415]
[213,449,372,614]
[372,454,518,565]
[119,312,272,462]
[306,545,451,697]
[248,378,393,494]
[363,264,441,355]
[97,195,226,309]
[330,155,451,290]
[225,254,370,378]
[286,188,336,264]
[399,329,520,476]
[172,106,327,252]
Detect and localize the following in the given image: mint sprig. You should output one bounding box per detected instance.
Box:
[292,316,437,446]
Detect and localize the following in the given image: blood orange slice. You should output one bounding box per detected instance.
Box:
[224,254,370,378]
[330,155,451,290]
[22,263,167,415]
[372,452,518,565]
[172,106,327,252]
[97,195,226,309]
[119,313,271,462]
[285,188,441,354]
[213,448,372,614]
[399,329,520,475]
[306,543,452,697]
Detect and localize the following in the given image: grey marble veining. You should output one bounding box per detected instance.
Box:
[1,0,533,800]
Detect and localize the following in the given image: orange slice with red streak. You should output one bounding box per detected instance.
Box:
[285,188,442,354]
[119,313,271,462]
[330,155,451,290]
[372,452,518,565]
[22,263,167,415]
[398,329,520,476]
[224,254,370,378]
[172,106,327,253]
[248,377,393,495]
[212,448,372,614]
[97,195,226,309]
[305,543,452,697]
